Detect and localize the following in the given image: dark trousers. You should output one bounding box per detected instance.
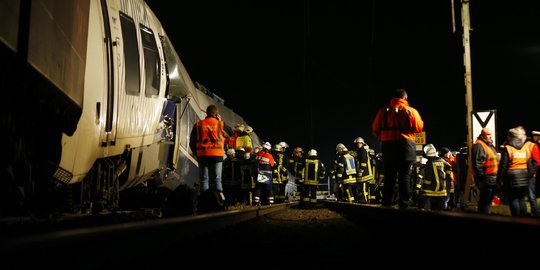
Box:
[381,160,413,208]
[254,182,274,205]
[528,178,538,216]
[417,195,446,211]
[508,186,528,217]
[477,185,497,214]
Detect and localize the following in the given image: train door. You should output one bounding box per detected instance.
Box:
[99,0,121,146]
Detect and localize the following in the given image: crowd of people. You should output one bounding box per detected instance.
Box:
[190,89,540,218]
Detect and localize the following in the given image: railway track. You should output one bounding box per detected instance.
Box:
[2,201,539,268]
[0,203,291,268]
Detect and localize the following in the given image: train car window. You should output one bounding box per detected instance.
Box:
[161,35,189,99]
[119,12,141,96]
[140,25,160,97]
[178,98,198,157]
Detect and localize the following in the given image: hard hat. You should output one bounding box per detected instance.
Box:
[245,126,253,134]
[279,141,289,148]
[307,149,317,157]
[336,143,345,151]
[226,148,235,155]
[423,144,438,157]
[273,144,283,151]
[354,137,365,144]
[236,147,245,152]
[234,123,245,132]
[263,142,271,150]
[293,147,303,153]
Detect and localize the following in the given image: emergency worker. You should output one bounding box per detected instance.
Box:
[353,137,375,203]
[497,127,537,216]
[254,142,276,205]
[226,123,244,151]
[288,147,305,200]
[301,149,326,207]
[372,88,424,208]
[335,145,357,203]
[415,144,453,211]
[472,127,500,214]
[330,143,346,200]
[271,144,289,203]
[439,147,457,209]
[189,104,226,201]
[236,125,253,153]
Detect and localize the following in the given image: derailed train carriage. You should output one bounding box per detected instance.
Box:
[0,0,261,218]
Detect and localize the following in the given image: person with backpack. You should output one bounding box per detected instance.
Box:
[371,89,424,209]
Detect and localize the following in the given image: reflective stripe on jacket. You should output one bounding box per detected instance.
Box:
[474,139,499,176]
[371,98,424,141]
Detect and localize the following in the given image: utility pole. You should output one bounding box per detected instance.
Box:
[454,0,477,206]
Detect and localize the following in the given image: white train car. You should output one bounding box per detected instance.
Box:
[0,0,261,217]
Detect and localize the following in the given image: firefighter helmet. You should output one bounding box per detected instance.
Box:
[226,148,235,155]
[354,137,365,144]
[273,144,283,152]
[279,141,289,149]
[263,142,271,150]
[423,144,438,157]
[234,123,245,132]
[307,149,318,157]
[336,143,346,153]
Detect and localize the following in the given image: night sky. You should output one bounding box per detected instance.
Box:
[145,0,540,165]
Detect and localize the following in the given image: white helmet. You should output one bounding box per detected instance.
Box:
[273,144,283,152]
[354,137,365,144]
[307,149,317,157]
[336,143,346,153]
[263,142,271,150]
[234,123,245,132]
[226,148,235,155]
[279,141,289,149]
[245,126,253,134]
[423,144,438,157]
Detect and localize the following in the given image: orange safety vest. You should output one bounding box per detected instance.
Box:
[474,139,499,176]
[372,98,423,141]
[195,117,225,157]
[506,141,534,171]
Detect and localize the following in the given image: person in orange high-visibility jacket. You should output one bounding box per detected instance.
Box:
[190,105,227,197]
[372,89,424,209]
[472,127,500,214]
[497,127,537,216]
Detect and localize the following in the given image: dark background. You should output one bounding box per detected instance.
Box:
[146,0,540,165]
